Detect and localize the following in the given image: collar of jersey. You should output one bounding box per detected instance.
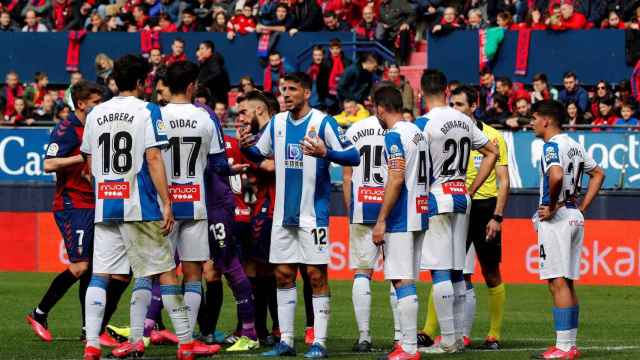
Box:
[286,109,313,126]
[67,111,82,127]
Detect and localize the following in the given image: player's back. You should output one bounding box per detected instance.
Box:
[161,103,219,220]
[539,133,597,206]
[82,95,168,223]
[383,120,429,232]
[345,116,387,224]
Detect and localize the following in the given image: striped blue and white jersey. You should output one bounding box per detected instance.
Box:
[417,107,488,215]
[539,133,596,206]
[81,96,168,223]
[382,121,430,233]
[253,108,354,228]
[344,116,387,224]
[160,103,225,220]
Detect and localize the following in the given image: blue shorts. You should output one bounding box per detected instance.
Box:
[54,208,94,263]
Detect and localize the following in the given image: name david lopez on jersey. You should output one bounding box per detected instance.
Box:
[350,127,387,144]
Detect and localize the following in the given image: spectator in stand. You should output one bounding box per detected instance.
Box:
[307,45,331,110]
[22,10,49,32]
[573,0,608,25]
[195,86,212,107]
[194,0,213,28]
[197,40,231,104]
[402,108,414,122]
[484,93,511,126]
[54,103,70,123]
[531,73,558,103]
[263,51,293,95]
[505,97,533,129]
[156,13,178,32]
[354,4,377,40]
[3,98,33,126]
[548,3,587,30]
[322,10,349,31]
[288,0,324,35]
[32,93,55,124]
[432,6,463,35]
[160,0,180,23]
[145,0,162,18]
[144,48,165,100]
[64,1,92,30]
[105,16,122,32]
[210,11,229,32]
[21,0,52,25]
[256,3,294,33]
[591,80,613,117]
[236,76,255,97]
[227,4,257,40]
[338,52,378,104]
[63,71,83,110]
[95,53,113,86]
[317,0,341,15]
[558,71,589,113]
[180,8,205,32]
[478,68,496,115]
[524,8,547,30]
[52,0,72,31]
[467,8,488,29]
[386,63,415,116]
[0,11,19,31]
[601,10,626,29]
[496,11,516,30]
[87,13,107,32]
[132,5,148,29]
[214,100,229,125]
[326,39,351,111]
[378,0,415,64]
[334,98,369,127]
[566,101,586,130]
[592,96,617,131]
[0,71,25,118]
[615,101,639,130]
[23,71,48,110]
[628,7,640,30]
[496,76,529,111]
[164,38,187,65]
[337,0,362,28]
[106,75,118,99]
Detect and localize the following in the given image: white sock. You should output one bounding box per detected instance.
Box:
[352,274,371,343]
[130,278,152,343]
[396,285,418,355]
[160,284,192,344]
[432,281,455,346]
[35,307,45,315]
[556,330,572,352]
[389,283,401,342]
[452,280,466,342]
[85,276,108,348]
[569,328,578,348]
[277,286,297,347]
[463,286,476,338]
[312,295,330,347]
[184,281,202,331]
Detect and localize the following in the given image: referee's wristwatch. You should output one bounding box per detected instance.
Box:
[491,214,504,223]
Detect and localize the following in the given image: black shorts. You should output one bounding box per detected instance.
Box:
[248,214,272,264]
[466,197,501,267]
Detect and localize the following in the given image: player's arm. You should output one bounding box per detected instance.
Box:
[43,154,84,173]
[371,162,404,246]
[538,165,563,221]
[342,166,353,213]
[579,166,605,213]
[301,117,360,166]
[146,147,174,235]
[258,159,275,172]
[486,164,509,240]
[240,121,271,163]
[207,152,248,175]
[468,140,498,197]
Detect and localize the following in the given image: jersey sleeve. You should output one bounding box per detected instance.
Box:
[255,119,273,156]
[80,117,93,155]
[495,131,508,167]
[323,116,354,151]
[471,121,489,150]
[145,103,169,149]
[46,123,79,159]
[414,116,428,131]
[208,114,225,155]
[582,144,598,172]
[542,141,561,173]
[384,131,405,170]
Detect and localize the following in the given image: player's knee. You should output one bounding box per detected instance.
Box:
[306,266,328,290]
[355,269,374,278]
[111,274,131,283]
[274,266,296,288]
[482,268,502,288]
[182,261,203,282]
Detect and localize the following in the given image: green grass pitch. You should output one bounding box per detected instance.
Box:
[1,272,639,359]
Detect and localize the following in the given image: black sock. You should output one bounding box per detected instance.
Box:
[37,269,79,315]
[197,284,208,335]
[100,277,130,333]
[266,275,279,329]
[301,270,314,328]
[202,280,223,335]
[252,277,269,338]
[78,271,91,329]
[156,312,166,331]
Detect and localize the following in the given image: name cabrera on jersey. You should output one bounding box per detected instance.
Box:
[161,103,225,220]
[81,96,168,223]
[345,116,387,224]
[383,121,430,233]
[254,108,353,228]
[416,107,488,215]
[539,133,597,206]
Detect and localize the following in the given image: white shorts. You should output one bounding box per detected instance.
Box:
[535,207,584,280]
[269,225,330,265]
[168,220,209,262]
[349,224,381,270]
[463,243,476,275]
[93,221,176,278]
[421,213,470,271]
[383,231,424,280]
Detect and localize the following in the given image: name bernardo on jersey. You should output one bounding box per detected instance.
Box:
[440,120,470,135]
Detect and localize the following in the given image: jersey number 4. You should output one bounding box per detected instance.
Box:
[167,137,202,178]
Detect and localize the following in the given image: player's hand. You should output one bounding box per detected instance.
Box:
[301,136,328,158]
[372,221,386,246]
[239,126,254,148]
[161,202,175,236]
[231,163,250,174]
[537,204,556,222]
[485,219,501,241]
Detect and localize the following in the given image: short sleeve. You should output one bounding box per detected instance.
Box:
[208,114,225,155]
[323,116,353,151]
[384,131,406,171]
[145,103,169,149]
[414,116,428,131]
[495,132,508,167]
[80,117,93,155]
[255,119,273,156]
[542,142,561,173]
[46,123,79,159]
[471,122,489,150]
[582,144,598,172]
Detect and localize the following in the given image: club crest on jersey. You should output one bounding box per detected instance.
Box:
[285,143,304,168]
[307,126,317,138]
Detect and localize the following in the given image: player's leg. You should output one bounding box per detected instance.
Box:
[300,264,316,345]
[462,242,476,347]
[178,220,210,334]
[419,287,438,343]
[451,213,470,349]
[250,214,278,344]
[198,260,223,342]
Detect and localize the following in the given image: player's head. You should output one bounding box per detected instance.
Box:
[421,68,447,98]
[70,80,103,118]
[262,91,281,117]
[166,61,199,98]
[531,100,565,138]
[112,54,149,95]
[449,85,478,117]
[372,85,403,128]
[239,90,271,132]
[281,72,312,113]
[154,67,171,105]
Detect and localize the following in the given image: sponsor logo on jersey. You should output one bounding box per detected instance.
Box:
[388,144,402,159]
[442,180,468,195]
[46,143,59,157]
[285,143,304,168]
[358,186,384,203]
[545,145,558,163]
[416,196,429,213]
[169,184,201,202]
[98,182,130,199]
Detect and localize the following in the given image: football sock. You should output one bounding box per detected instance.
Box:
[312,295,331,347]
[160,284,192,344]
[302,270,315,328]
[463,281,476,338]
[224,257,257,340]
[79,270,91,328]
[144,281,162,337]
[487,283,506,340]
[184,281,202,331]
[266,275,279,329]
[452,271,466,343]
[37,269,79,314]
[101,277,130,334]
[389,283,401,342]
[423,287,439,337]
[396,284,418,354]
[352,273,372,343]
[570,305,579,347]
[130,277,152,343]
[201,280,223,335]
[251,276,268,338]
[431,270,455,346]
[553,306,576,352]
[85,275,108,348]
[276,286,297,347]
